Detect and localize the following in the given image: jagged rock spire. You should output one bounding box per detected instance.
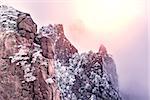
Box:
[99,44,107,56]
[0,5,121,100]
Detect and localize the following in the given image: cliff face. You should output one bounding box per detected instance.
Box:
[0,5,121,100]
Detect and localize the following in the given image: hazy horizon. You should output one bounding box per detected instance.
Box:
[0,0,149,99]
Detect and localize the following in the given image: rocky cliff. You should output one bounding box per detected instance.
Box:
[0,5,121,100]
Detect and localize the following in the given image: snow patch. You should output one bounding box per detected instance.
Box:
[0,5,20,32]
[45,77,54,84]
[9,44,36,82]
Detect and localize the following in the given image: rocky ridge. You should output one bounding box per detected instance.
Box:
[0,5,121,100]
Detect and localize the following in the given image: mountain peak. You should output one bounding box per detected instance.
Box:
[0,5,121,100]
[99,44,107,56]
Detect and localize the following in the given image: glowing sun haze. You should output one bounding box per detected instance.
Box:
[0,0,148,100]
[73,0,145,48]
[75,0,141,32]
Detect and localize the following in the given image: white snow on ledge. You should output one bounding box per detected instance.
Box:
[45,78,54,84]
[0,5,20,33]
[9,44,36,82]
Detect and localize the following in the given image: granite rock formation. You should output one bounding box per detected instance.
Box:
[0,5,121,100]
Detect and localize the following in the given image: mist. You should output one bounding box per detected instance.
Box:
[1,0,149,99]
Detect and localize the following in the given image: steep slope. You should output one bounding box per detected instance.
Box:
[0,5,121,100]
[0,5,57,100]
[37,24,121,100]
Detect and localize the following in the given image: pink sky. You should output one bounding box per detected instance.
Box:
[1,0,149,99]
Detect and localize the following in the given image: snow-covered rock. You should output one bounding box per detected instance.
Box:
[38,24,122,100]
[0,5,122,100]
[0,5,22,33]
[0,5,57,100]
